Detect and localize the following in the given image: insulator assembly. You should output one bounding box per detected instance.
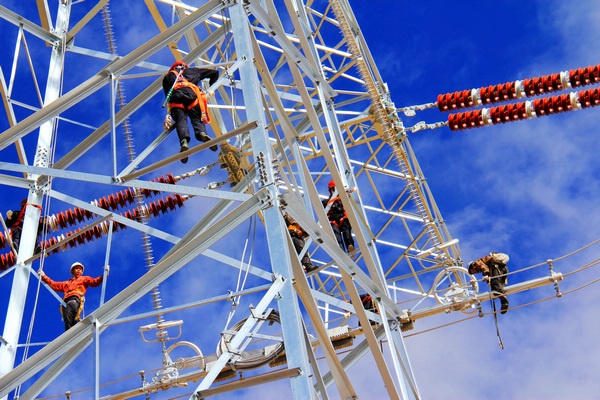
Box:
[1,174,178,248]
[0,194,186,271]
[437,64,600,112]
[448,87,599,131]
[218,142,247,187]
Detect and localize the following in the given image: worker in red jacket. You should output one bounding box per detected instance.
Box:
[39,262,108,330]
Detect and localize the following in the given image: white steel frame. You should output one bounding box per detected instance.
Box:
[0,1,562,399]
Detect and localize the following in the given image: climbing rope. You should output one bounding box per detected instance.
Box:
[489,295,504,349]
[223,214,257,331]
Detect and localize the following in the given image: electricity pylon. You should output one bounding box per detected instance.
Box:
[0,1,563,399]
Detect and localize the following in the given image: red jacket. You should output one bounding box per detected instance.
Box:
[42,274,103,300]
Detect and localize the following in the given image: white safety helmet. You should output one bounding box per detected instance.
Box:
[70,262,84,275]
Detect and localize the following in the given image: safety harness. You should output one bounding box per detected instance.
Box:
[326,196,348,227]
[361,294,376,312]
[168,70,211,124]
[59,296,85,323]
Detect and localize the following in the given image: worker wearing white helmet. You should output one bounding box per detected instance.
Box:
[39,262,109,330]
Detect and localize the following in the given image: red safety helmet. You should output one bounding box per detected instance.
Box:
[327,180,336,190]
[170,61,188,71]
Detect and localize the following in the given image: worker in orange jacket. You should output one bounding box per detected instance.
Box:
[284,213,316,273]
[39,262,108,330]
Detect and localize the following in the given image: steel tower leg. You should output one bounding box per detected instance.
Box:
[0,2,72,397]
[224,3,315,399]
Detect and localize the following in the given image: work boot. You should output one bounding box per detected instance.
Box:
[347,244,355,253]
[180,139,189,164]
[500,297,509,314]
[196,132,218,152]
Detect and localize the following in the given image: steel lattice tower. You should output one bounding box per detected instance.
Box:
[0,1,565,399]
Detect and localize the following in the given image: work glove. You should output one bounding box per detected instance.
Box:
[6,210,13,219]
[38,269,45,278]
[163,114,173,131]
[483,275,490,284]
[104,265,110,276]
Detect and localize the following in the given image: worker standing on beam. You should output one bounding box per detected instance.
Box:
[162,61,219,163]
[322,180,355,254]
[39,262,108,330]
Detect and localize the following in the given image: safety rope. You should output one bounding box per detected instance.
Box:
[489,294,504,349]
[223,215,256,331]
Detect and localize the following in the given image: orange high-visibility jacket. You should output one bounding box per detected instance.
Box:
[42,274,103,300]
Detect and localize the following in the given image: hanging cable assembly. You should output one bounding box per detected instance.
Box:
[100,221,114,306]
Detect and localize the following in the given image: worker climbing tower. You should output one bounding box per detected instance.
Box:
[0,1,590,399]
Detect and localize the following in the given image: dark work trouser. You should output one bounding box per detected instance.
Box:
[292,235,312,267]
[62,296,81,331]
[490,263,509,306]
[331,219,354,252]
[171,105,207,144]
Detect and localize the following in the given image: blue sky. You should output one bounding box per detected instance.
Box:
[0,1,599,399]
[367,1,600,399]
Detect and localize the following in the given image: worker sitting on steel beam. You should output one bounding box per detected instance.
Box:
[39,262,108,330]
[162,61,219,163]
[284,213,317,273]
[468,252,510,314]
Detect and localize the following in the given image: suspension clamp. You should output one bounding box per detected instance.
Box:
[399,309,414,332]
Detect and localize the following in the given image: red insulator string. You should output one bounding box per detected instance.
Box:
[437,64,600,112]
[0,194,186,271]
[447,87,600,131]
[0,174,177,249]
